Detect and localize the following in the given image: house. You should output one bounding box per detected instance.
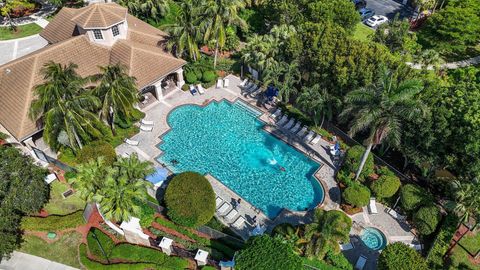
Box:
[0,3,186,157]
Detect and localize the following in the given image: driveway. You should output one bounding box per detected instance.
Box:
[0,34,48,66]
[366,0,414,19]
[0,251,79,270]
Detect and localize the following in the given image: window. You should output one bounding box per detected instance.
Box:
[93,29,103,40]
[112,25,120,37]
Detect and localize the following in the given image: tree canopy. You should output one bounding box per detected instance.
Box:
[378,242,428,270]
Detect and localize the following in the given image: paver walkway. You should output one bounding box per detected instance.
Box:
[0,251,79,270]
[407,55,480,70]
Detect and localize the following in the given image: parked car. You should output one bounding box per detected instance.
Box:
[365,15,388,28]
[359,8,375,20]
[352,0,367,9]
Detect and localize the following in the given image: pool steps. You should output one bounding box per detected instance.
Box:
[233,100,262,117]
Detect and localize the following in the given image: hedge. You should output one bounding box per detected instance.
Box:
[413,205,441,235]
[202,70,216,83]
[342,145,374,182]
[426,214,458,269]
[343,184,370,207]
[377,242,428,270]
[21,210,84,231]
[110,243,188,269]
[77,141,117,166]
[185,72,197,84]
[86,228,115,261]
[400,184,431,211]
[370,174,401,199]
[164,172,216,227]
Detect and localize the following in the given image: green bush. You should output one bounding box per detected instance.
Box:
[202,70,216,83]
[137,200,155,228]
[370,175,401,199]
[376,166,396,177]
[110,243,188,269]
[377,242,428,270]
[426,215,459,269]
[325,248,353,270]
[77,141,117,166]
[185,72,197,84]
[400,184,431,211]
[164,172,216,227]
[336,168,355,187]
[343,184,370,207]
[0,131,9,140]
[413,204,441,235]
[87,228,115,261]
[236,235,302,270]
[21,211,85,231]
[342,145,374,182]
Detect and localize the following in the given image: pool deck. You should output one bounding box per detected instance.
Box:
[115,74,342,238]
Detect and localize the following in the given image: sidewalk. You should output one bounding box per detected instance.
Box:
[0,251,79,270]
[0,34,48,66]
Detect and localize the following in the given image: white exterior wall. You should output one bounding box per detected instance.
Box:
[85,21,128,47]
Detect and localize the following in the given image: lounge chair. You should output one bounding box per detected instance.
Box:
[215,196,223,209]
[250,86,262,96]
[304,131,315,142]
[296,126,308,137]
[216,79,223,88]
[242,82,254,90]
[141,119,154,126]
[368,198,378,214]
[355,255,367,270]
[270,109,281,119]
[283,119,295,129]
[247,85,259,93]
[217,203,230,215]
[290,122,301,133]
[225,209,238,221]
[196,84,205,94]
[340,242,354,251]
[310,134,321,145]
[232,216,245,228]
[189,85,198,95]
[387,208,406,221]
[140,125,153,132]
[239,78,248,87]
[44,173,57,184]
[277,116,288,126]
[409,243,423,251]
[124,138,139,146]
[223,78,230,88]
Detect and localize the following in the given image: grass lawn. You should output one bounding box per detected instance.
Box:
[352,22,374,42]
[0,23,43,40]
[459,232,480,254]
[19,232,82,268]
[22,210,85,231]
[43,181,85,215]
[449,245,479,270]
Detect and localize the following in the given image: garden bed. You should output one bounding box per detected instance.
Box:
[0,23,43,40]
[21,210,85,231]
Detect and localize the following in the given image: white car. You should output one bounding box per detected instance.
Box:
[365,15,388,28]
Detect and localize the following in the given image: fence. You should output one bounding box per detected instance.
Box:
[197,225,244,244]
[32,147,74,172]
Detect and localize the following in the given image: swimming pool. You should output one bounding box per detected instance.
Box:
[360,227,387,250]
[157,100,324,218]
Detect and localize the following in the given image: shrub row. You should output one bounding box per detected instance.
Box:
[21,210,84,231]
[86,228,115,261]
[426,215,459,269]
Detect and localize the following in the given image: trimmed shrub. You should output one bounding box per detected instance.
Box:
[413,204,441,235]
[86,228,115,260]
[370,174,401,198]
[165,172,216,227]
[185,72,197,84]
[378,242,428,270]
[426,214,459,269]
[342,145,374,182]
[325,248,353,270]
[202,70,216,83]
[400,184,431,211]
[21,211,85,231]
[236,235,302,270]
[77,141,116,166]
[110,243,189,268]
[343,184,370,207]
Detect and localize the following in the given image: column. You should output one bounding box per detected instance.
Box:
[176,68,185,89]
[154,81,164,100]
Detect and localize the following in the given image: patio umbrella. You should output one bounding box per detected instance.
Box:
[250,224,266,236]
[146,167,169,185]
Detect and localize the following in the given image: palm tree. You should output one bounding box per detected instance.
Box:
[69,157,110,202]
[415,49,444,72]
[203,0,246,67]
[93,64,138,135]
[117,0,169,21]
[163,0,203,61]
[272,223,307,255]
[115,153,155,180]
[340,68,427,181]
[279,61,300,102]
[303,209,351,259]
[297,84,340,127]
[29,62,105,151]
[241,34,278,76]
[452,178,480,224]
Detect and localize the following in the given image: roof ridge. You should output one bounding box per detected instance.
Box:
[86,5,99,28]
[18,56,39,138]
[70,4,89,21]
[128,41,182,62]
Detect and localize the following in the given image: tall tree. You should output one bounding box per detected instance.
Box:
[340,67,427,181]
[451,178,480,223]
[29,62,107,151]
[70,157,111,202]
[204,0,247,67]
[117,0,169,22]
[297,84,340,127]
[93,64,138,135]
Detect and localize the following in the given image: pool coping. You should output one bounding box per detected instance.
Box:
[153,97,328,223]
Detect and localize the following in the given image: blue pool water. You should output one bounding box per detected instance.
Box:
[157,100,324,218]
[360,227,387,250]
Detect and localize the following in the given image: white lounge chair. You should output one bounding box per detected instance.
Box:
[304,131,315,142]
[388,208,406,220]
[297,126,308,137]
[141,119,154,126]
[124,138,139,146]
[310,134,321,145]
[196,84,205,94]
[409,243,423,251]
[217,203,230,215]
[243,82,254,90]
[215,197,223,209]
[140,125,153,132]
[355,255,367,270]
[44,173,57,184]
[225,209,238,221]
[369,198,378,214]
[270,109,281,119]
[340,242,354,251]
[283,119,295,129]
[223,78,230,88]
[290,122,301,133]
[216,79,223,88]
[232,216,245,228]
[239,78,248,87]
[277,116,288,126]
[247,85,259,93]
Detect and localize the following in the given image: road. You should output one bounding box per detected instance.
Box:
[366,0,414,19]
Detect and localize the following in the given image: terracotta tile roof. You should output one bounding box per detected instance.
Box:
[40,7,79,44]
[71,3,127,29]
